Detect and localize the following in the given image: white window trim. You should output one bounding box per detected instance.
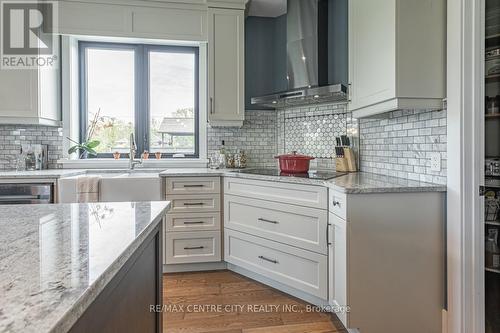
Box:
[59,35,208,169]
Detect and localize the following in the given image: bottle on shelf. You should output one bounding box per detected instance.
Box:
[218,140,227,168]
[486,229,500,270]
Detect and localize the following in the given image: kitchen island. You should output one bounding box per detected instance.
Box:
[0,201,170,333]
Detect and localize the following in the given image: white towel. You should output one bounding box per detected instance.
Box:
[77,176,101,203]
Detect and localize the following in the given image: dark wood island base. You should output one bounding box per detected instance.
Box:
[69,223,163,333]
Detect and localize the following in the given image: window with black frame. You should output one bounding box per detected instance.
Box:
[79,41,199,158]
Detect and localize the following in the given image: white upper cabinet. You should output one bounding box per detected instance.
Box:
[0,45,60,126]
[348,0,446,118]
[58,1,208,41]
[208,8,245,127]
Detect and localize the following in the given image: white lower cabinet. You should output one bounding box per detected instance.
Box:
[165,231,221,264]
[225,229,327,299]
[223,177,329,301]
[166,212,220,232]
[168,194,220,214]
[329,212,348,326]
[164,177,222,266]
[225,194,328,254]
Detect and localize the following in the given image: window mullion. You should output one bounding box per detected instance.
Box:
[134,44,147,157]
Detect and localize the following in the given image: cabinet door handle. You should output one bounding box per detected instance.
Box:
[332,201,340,207]
[258,218,279,224]
[210,97,214,114]
[258,255,278,264]
[183,184,204,188]
[184,246,204,250]
[327,223,332,246]
[183,221,205,225]
[183,202,204,206]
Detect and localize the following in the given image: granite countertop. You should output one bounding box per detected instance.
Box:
[0,168,446,193]
[160,168,446,193]
[0,169,87,179]
[0,201,170,333]
[325,172,447,193]
[0,168,168,180]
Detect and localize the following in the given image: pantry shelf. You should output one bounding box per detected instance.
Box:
[485,74,500,82]
[486,220,500,226]
[486,267,500,274]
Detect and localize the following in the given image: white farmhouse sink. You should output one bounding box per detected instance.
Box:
[58,170,162,203]
[113,172,160,178]
[99,173,161,202]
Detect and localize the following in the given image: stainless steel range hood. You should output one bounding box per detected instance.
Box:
[251,0,348,108]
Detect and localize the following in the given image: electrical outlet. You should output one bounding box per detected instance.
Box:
[430,152,441,172]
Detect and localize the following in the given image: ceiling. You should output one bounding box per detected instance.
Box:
[247,0,287,17]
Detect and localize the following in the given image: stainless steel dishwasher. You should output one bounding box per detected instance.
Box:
[0,183,54,204]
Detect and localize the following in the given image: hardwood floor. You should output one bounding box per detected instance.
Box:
[163,270,347,333]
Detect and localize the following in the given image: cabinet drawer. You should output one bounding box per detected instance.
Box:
[224,229,328,299]
[165,231,221,264]
[225,195,328,254]
[224,177,327,209]
[166,212,220,232]
[166,177,220,195]
[329,190,347,220]
[168,194,220,213]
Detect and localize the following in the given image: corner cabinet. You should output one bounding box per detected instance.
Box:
[208,8,245,127]
[348,0,446,118]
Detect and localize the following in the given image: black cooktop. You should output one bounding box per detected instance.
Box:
[234,169,346,180]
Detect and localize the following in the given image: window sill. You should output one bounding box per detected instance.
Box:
[58,158,208,169]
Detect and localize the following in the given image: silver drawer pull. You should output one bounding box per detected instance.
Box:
[183,221,205,225]
[183,184,204,188]
[258,218,279,224]
[183,202,204,206]
[332,201,340,207]
[258,255,278,264]
[184,246,204,250]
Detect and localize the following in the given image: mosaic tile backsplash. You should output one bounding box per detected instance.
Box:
[283,113,347,158]
[277,103,350,170]
[0,125,63,170]
[359,108,447,185]
[208,111,277,169]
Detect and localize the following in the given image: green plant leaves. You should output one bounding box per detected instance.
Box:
[68,140,100,156]
[86,140,100,149]
[68,146,79,155]
[86,148,98,156]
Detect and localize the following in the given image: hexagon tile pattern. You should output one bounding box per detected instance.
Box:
[284,113,347,158]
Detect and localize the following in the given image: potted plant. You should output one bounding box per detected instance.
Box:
[67,109,101,158]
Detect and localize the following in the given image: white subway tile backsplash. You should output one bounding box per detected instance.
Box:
[359,108,447,185]
[0,125,63,170]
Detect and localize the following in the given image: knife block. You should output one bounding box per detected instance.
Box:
[335,148,357,172]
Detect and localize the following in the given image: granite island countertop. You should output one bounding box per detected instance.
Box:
[159,168,446,193]
[0,201,170,333]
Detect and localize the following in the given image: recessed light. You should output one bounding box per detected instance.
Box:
[313,95,320,98]
[272,101,277,104]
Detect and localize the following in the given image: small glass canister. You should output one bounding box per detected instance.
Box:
[226,153,236,168]
[235,149,247,169]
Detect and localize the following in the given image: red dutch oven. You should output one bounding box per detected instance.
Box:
[275,151,315,173]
